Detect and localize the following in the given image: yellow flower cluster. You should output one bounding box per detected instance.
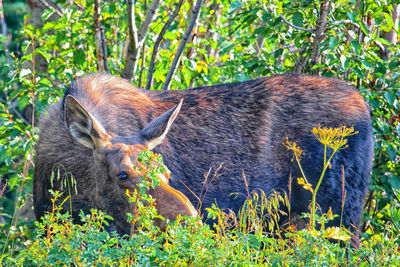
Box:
[312,125,358,150]
[283,137,304,160]
[297,177,314,194]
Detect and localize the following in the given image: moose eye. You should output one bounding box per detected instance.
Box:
[117,171,128,181]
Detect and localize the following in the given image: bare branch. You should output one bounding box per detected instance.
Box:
[146,0,185,90]
[0,0,12,65]
[162,0,203,90]
[292,46,308,73]
[202,3,220,60]
[138,0,160,44]
[0,98,30,125]
[280,15,315,33]
[94,0,109,72]
[122,0,160,81]
[138,44,146,87]
[72,1,85,12]
[329,19,360,28]
[100,26,109,73]
[310,0,330,75]
[38,0,64,18]
[121,0,139,80]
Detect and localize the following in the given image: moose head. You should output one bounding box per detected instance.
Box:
[64,95,197,233]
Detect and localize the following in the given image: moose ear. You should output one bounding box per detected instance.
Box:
[64,95,109,150]
[139,99,183,150]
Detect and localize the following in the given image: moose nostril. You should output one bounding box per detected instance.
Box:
[117,171,128,181]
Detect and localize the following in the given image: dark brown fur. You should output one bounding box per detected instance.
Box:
[34,73,373,235]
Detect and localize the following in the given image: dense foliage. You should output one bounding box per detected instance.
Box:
[0,0,399,265]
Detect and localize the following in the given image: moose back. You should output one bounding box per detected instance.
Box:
[33,73,373,235]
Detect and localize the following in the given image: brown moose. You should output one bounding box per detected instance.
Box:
[34,73,373,236]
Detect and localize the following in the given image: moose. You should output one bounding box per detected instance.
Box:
[33,73,373,236]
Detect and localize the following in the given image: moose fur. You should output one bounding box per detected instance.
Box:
[34,73,373,235]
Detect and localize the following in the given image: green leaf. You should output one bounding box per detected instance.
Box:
[73,48,86,68]
[384,12,395,30]
[274,48,283,58]
[353,67,364,79]
[254,27,266,35]
[384,90,395,106]
[350,41,361,55]
[346,12,354,22]
[41,9,54,22]
[390,175,400,191]
[292,12,303,27]
[329,37,339,50]
[36,49,51,63]
[359,21,369,35]
[8,175,19,190]
[361,59,372,69]
[387,145,397,161]
[230,1,242,12]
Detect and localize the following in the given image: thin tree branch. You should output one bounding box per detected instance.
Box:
[138,44,146,87]
[0,98,30,125]
[146,0,185,90]
[162,0,203,90]
[280,15,315,33]
[72,1,85,12]
[38,0,63,18]
[100,25,110,73]
[121,0,138,79]
[138,0,160,44]
[310,0,330,75]
[122,0,160,81]
[94,0,109,72]
[329,19,360,28]
[0,0,12,66]
[204,3,220,59]
[292,46,308,73]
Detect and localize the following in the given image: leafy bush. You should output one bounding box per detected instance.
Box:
[1,0,400,265]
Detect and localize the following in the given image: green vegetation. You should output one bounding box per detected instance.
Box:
[1,0,399,265]
[3,148,400,265]
[3,147,400,265]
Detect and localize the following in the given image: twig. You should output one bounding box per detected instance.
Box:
[292,46,308,73]
[162,0,203,90]
[138,44,146,87]
[198,163,223,212]
[146,0,185,90]
[280,15,315,33]
[0,98,30,125]
[137,0,160,45]
[202,3,220,60]
[100,25,109,73]
[310,0,330,75]
[122,0,160,81]
[121,0,138,79]
[0,179,7,199]
[329,19,360,28]
[72,1,85,12]
[361,190,375,232]
[38,0,63,18]
[0,0,12,65]
[94,0,109,73]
